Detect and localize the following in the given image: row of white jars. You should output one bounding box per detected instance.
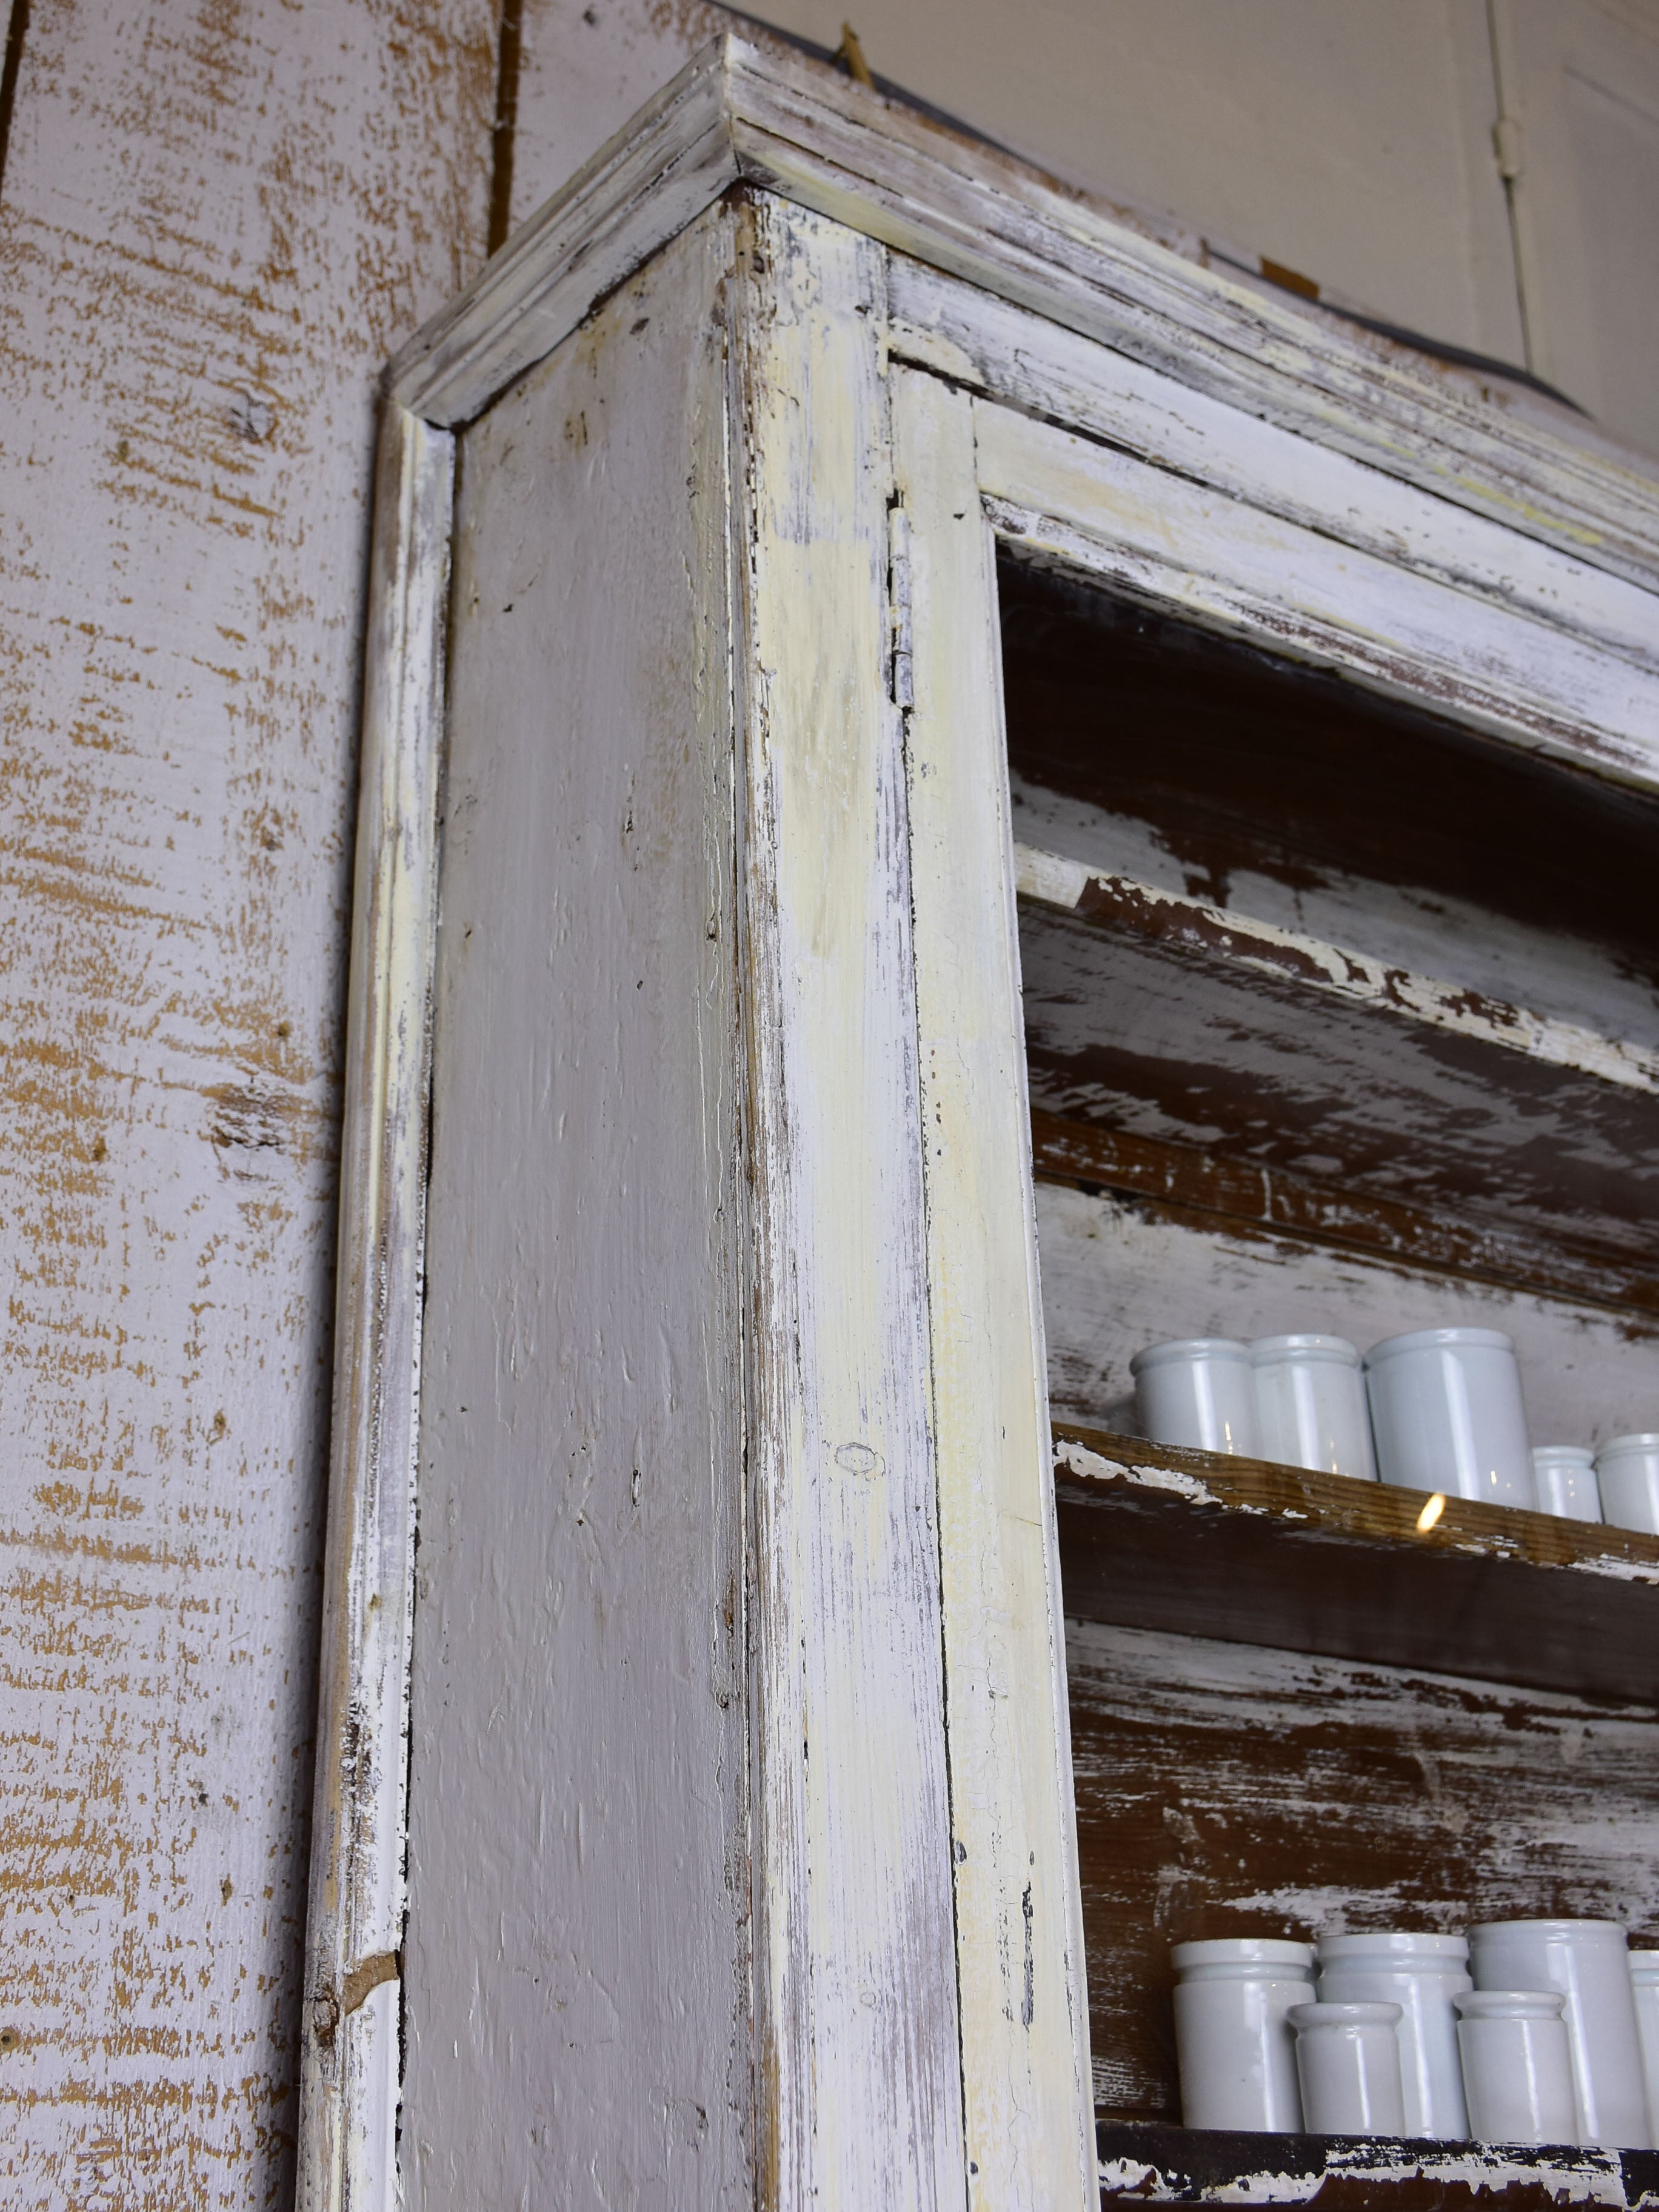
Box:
[1173,1923,1659,2144]
[1130,1328,1659,1529]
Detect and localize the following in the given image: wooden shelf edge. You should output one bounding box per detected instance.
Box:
[1053,1422,1659,1583]
[1096,2122,1659,2207]
[1052,1423,1659,1705]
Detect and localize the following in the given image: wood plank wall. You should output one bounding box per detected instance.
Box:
[0,2,495,2200]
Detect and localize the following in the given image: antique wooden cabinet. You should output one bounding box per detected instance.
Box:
[296,32,1659,2212]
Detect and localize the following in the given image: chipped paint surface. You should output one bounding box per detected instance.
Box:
[1098,2133,1643,2205]
[1014,844,1659,1095]
[0,1,493,2201]
[1070,1618,1659,2122]
[891,361,1097,2205]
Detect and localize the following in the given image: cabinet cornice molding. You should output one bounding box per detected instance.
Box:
[387,28,1659,593]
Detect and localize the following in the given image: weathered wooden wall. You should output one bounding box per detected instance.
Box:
[0,2,494,2201]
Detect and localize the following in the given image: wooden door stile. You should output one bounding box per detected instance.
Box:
[731,199,967,2207]
[891,358,1098,2209]
[298,403,455,2212]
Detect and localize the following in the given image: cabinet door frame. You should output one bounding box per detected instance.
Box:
[297,32,1659,2212]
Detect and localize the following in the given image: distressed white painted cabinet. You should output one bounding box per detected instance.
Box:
[296,32,1659,2212]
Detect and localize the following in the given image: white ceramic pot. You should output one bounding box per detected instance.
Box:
[1363,1329,1535,1507]
[1287,2000,1406,2135]
[1133,1340,1258,1457]
[1250,1336,1377,1481]
[1316,1931,1470,2139]
[1172,1937,1314,2131]
[1454,1990,1577,2144]
[1594,1437,1659,1535]
[1468,1919,1651,2147]
[1532,1446,1602,1523]
[1629,1951,1659,2144]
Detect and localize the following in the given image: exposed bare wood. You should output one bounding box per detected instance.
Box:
[1073,1614,1659,2128]
[312,33,1659,2206]
[0,2,495,2200]
[1097,2125,1659,2207]
[1018,843,1659,1094]
[1030,1108,1659,1319]
[977,405,1659,788]
[1035,1179,1659,1482]
[1053,1423,1659,1703]
[1018,893,1659,1283]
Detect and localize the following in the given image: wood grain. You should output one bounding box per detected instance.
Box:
[1096,2125,1659,2207]
[1053,1425,1659,1704]
[1030,1107,1659,1319]
[975,401,1659,789]
[0,2,495,2203]
[1066,1616,1659,2122]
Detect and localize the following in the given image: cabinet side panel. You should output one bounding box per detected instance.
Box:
[402,207,748,2210]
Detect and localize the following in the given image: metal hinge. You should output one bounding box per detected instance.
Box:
[887,498,913,710]
[1493,113,1524,182]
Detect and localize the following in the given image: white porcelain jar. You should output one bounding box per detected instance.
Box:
[1468,1918,1651,2147]
[1172,1937,1314,2131]
[1532,1446,1602,1523]
[1629,1951,1659,2142]
[1594,1436,1659,1535]
[1250,1336,1377,1481]
[1286,2000,1406,2134]
[1454,1990,1577,2144]
[1316,1931,1470,2138]
[1132,1339,1258,1457]
[1363,1328,1535,1506]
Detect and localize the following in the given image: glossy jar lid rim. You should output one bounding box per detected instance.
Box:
[1287,2000,1403,2026]
[1364,1327,1515,1364]
[1131,1338,1250,1373]
[1595,1434,1659,1459]
[1172,1937,1314,1970]
[1317,1932,1469,1960]
[1469,1917,1631,1938]
[1250,1334,1360,1363]
[1454,1989,1567,2017]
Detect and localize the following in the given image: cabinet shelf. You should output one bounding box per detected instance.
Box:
[1053,1422,1659,1705]
[1095,2123,1659,2208]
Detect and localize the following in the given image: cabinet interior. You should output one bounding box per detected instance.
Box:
[998,552,1659,2149]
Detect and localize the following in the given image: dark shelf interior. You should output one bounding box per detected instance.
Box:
[1001,556,1659,2182]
